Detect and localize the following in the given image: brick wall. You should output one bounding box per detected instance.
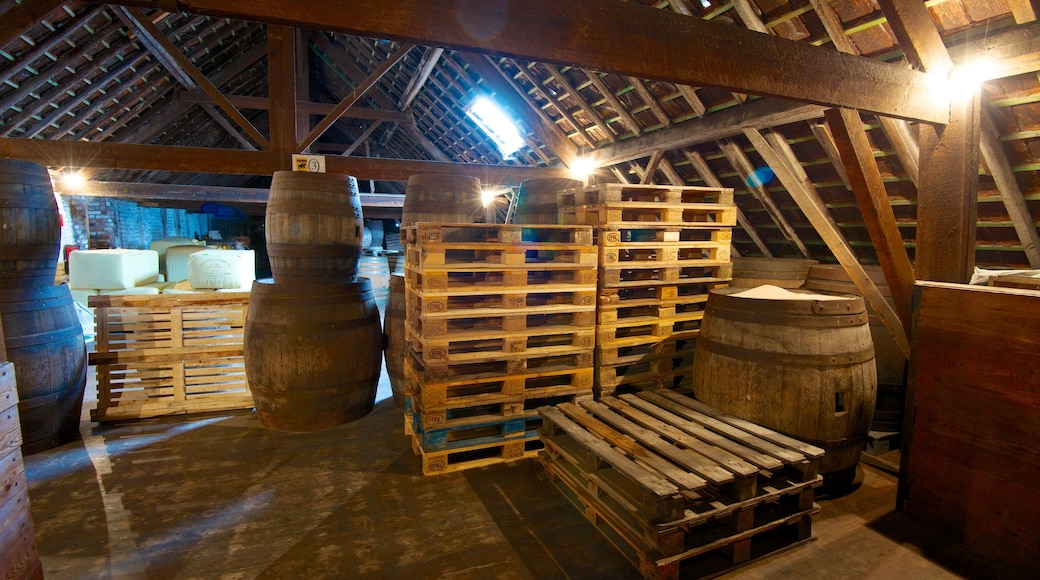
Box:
[63,196,211,250]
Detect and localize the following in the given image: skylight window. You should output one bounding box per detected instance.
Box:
[466,96,524,157]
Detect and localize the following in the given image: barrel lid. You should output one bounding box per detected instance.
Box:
[709,285,866,316]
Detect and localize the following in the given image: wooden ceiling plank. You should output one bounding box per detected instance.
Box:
[118,7,270,149]
[980,113,1040,268]
[808,0,859,55]
[99,0,948,124]
[640,149,665,184]
[0,137,571,183]
[685,149,771,256]
[175,92,412,123]
[460,53,578,167]
[591,99,825,167]
[0,0,65,47]
[745,126,910,359]
[808,122,852,191]
[513,63,594,146]
[297,43,414,153]
[878,116,920,187]
[585,72,642,137]
[267,23,297,168]
[546,64,616,142]
[719,138,811,258]
[676,85,707,118]
[0,5,105,87]
[824,107,916,334]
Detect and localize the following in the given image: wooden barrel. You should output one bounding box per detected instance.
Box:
[358,254,390,310]
[364,219,385,251]
[0,160,61,289]
[385,253,405,276]
[383,274,407,407]
[402,174,483,229]
[729,257,818,289]
[244,279,382,431]
[513,178,583,224]
[692,286,876,484]
[804,264,908,432]
[265,171,363,285]
[0,285,87,454]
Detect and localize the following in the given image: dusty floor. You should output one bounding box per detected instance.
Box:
[20,362,1028,580]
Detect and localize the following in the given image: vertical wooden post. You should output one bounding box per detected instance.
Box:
[267,24,298,170]
[915,89,982,283]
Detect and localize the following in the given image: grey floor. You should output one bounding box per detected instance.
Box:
[20,350,1029,579]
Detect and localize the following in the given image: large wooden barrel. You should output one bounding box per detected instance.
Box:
[0,160,61,288]
[364,219,385,251]
[383,274,407,407]
[729,257,818,289]
[804,264,908,432]
[0,285,87,454]
[244,279,382,431]
[692,286,876,485]
[513,178,583,224]
[402,174,483,229]
[265,171,363,285]
[358,254,390,310]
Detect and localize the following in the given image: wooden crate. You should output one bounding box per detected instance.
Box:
[89,293,254,421]
[0,362,43,580]
[539,391,823,580]
[404,222,594,246]
[558,184,734,208]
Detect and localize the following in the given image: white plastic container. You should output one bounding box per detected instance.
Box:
[68,249,160,289]
[188,250,256,289]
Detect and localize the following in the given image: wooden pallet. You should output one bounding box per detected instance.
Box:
[595,356,696,394]
[404,349,594,384]
[599,263,732,288]
[538,391,823,579]
[405,222,594,246]
[407,286,597,316]
[558,184,734,207]
[406,324,595,365]
[88,293,254,421]
[596,314,703,346]
[596,338,697,367]
[407,305,596,338]
[599,243,730,270]
[1,362,44,580]
[406,264,598,292]
[408,386,594,432]
[412,427,542,475]
[561,204,737,228]
[406,244,597,270]
[596,227,733,246]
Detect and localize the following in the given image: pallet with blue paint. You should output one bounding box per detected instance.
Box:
[411,415,543,475]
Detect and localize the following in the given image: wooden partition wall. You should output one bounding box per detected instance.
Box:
[900,281,1039,571]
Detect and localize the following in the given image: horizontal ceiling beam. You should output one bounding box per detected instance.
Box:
[175,92,413,123]
[0,138,570,184]
[70,181,405,208]
[102,0,949,124]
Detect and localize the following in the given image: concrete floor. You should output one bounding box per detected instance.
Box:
[20,362,1029,579]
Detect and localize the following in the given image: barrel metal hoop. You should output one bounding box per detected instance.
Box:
[267,243,361,259]
[696,338,875,367]
[266,199,361,217]
[704,305,869,328]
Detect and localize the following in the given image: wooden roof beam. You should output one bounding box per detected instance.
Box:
[100,0,949,124]
[71,180,405,208]
[980,112,1040,268]
[684,149,770,256]
[174,92,412,123]
[0,138,572,184]
[0,0,64,47]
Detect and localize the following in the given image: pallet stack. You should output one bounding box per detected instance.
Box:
[539,390,824,580]
[1,362,44,580]
[558,184,736,397]
[403,223,599,474]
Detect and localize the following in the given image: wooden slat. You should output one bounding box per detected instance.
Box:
[0,0,64,47]
[979,113,1040,268]
[684,149,770,256]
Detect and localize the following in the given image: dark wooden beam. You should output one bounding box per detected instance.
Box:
[175,92,411,123]
[0,0,64,47]
[268,24,298,170]
[101,0,948,123]
[684,149,771,256]
[979,111,1040,267]
[71,180,404,208]
[950,19,1040,79]
[825,108,916,333]
[589,99,825,167]
[0,138,570,184]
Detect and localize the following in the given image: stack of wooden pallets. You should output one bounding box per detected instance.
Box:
[403,222,598,474]
[558,184,736,397]
[0,362,43,579]
[539,389,824,580]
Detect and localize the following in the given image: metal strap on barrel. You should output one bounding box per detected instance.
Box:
[696,338,875,367]
[265,199,361,217]
[704,305,869,328]
[266,243,361,258]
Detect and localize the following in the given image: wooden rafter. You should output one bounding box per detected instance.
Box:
[0,0,64,46]
[951,21,1040,80]
[1007,0,1037,24]
[685,149,771,256]
[73,180,404,208]
[878,117,921,187]
[341,121,384,157]
[731,0,770,34]
[175,93,412,123]
[640,150,665,184]
[585,72,642,137]
[297,43,413,153]
[116,7,269,149]
[626,78,671,128]
[762,130,843,233]
[809,122,852,191]
[513,63,594,146]
[399,47,444,111]
[719,139,811,258]
[99,0,949,123]
[824,108,916,333]
[546,65,616,142]
[745,127,910,359]
[980,113,1040,268]
[659,156,741,258]
[808,0,858,55]
[0,5,105,88]
[590,99,824,167]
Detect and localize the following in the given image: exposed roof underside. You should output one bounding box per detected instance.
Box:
[1,0,1039,268]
